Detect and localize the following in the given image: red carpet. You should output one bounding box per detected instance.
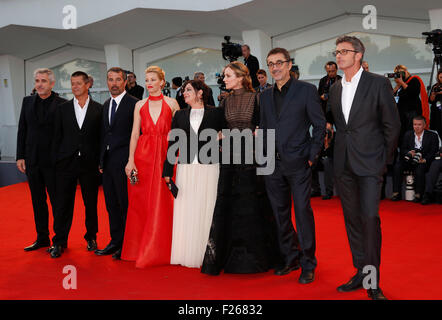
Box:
[0,182,441,300]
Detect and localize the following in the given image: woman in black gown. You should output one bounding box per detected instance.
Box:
[201,61,279,275]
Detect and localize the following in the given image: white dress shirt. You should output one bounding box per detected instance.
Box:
[189,108,204,164]
[108,91,127,124]
[414,131,424,150]
[341,67,364,124]
[73,96,90,129]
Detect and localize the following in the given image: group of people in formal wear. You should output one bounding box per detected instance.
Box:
[21,34,437,301]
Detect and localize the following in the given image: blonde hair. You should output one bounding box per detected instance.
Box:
[145,66,166,89]
[33,68,55,83]
[394,65,408,72]
[225,61,254,92]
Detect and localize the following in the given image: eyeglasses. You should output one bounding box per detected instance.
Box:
[267,60,290,69]
[332,49,359,57]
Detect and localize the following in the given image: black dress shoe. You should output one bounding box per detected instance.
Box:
[299,269,315,284]
[367,288,388,300]
[337,271,364,292]
[390,193,402,201]
[310,191,321,197]
[274,261,301,276]
[413,195,422,203]
[49,245,64,258]
[46,243,67,253]
[94,243,120,256]
[112,248,122,260]
[24,240,50,251]
[87,240,97,251]
[421,193,433,205]
[322,194,332,200]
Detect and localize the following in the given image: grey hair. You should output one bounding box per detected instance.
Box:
[193,71,205,80]
[33,68,55,83]
[336,35,365,64]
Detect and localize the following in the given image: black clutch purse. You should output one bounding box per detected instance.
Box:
[166,179,178,198]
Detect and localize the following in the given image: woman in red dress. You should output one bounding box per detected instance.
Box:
[122,66,179,268]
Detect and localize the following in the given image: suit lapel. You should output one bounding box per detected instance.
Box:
[198,106,210,135]
[80,99,95,132]
[333,80,345,125]
[69,100,81,131]
[103,99,110,130]
[29,94,38,123]
[184,107,192,134]
[347,71,370,126]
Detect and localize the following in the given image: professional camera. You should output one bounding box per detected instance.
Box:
[422,29,442,54]
[432,85,442,93]
[221,36,242,62]
[385,71,406,79]
[162,81,171,97]
[404,150,423,164]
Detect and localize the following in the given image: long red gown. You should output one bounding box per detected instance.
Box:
[121,96,174,268]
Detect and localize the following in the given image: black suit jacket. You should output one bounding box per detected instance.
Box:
[53,99,103,169]
[162,106,224,177]
[16,92,67,166]
[100,93,139,169]
[244,54,260,88]
[260,79,326,171]
[318,75,342,115]
[400,129,439,165]
[127,84,144,100]
[328,71,401,176]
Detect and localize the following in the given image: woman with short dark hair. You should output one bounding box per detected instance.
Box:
[162,80,223,268]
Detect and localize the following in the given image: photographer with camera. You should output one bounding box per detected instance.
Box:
[172,77,187,109]
[318,61,342,117]
[391,65,430,142]
[311,122,335,200]
[429,69,442,138]
[391,116,439,202]
[242,45,260,88]
[421,145,442,204]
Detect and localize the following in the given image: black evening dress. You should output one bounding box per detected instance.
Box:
[201,88,280,275]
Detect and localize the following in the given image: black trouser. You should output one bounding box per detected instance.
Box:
[264,160,317,271]
[335,160,382,284]
[102,162,128,248]
[52,155,99,246]
[425,159,442,194]
[26,164,57,243]
[393,160,428,196]
[311,157,334,195]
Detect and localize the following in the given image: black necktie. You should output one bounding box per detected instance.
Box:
[110,99,117,125]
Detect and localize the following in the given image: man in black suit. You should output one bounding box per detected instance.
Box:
[312,61,342,197]
[16,68,67,251]
[95,67,138,259]
[254,69,272,94]
[242,45,260,89]
[193,72,216,106]
[172,77,187,109]
[391,116,439,203]
[260,48,325,284]
[126,72,144,100]
[48,71,103,258]
[328,36,400,300]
